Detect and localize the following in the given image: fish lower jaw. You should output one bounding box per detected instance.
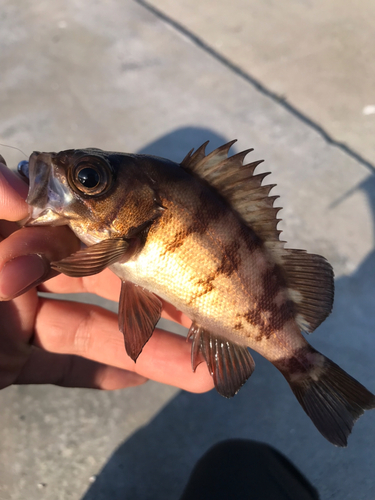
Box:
[25,206,68,226]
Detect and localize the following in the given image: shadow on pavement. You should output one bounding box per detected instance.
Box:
[137,125,230,160]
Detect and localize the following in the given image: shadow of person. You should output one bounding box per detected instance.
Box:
[81,127,375,500]
[321,174,375,359]
[137,126,231,161]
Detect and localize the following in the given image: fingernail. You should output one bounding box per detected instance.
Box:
[0,154,7,166]
[0,254,49,300]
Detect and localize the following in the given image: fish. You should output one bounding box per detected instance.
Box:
[21,141,375,446]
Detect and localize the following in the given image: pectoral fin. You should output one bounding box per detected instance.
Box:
[51,238,134,277]
[188,322,255,398]
[119,280,162,361]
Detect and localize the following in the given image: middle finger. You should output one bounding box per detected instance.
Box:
[33,297,213,393]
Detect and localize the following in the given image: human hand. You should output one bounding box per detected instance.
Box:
[0,155,213,393]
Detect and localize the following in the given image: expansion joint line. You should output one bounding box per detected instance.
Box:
[135,0,375,174]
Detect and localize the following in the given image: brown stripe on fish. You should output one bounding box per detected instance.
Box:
[243,297,295,341]
[161,186,228,257]
[215,240,241,277]
[260,265,295,330]
[257,265,294,319]
[261,264,285,301]
[239,259,282,311]
[191,275,216,301]
[241,263,295,341]
[195,188,229,228]
[163,226,195,253]
[188,237,244,305]
[273,346,324,381]
[242,225,263,253]
[243,307,274,340]
[234,321,244,331]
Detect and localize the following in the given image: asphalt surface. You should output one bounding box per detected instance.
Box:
[1,1,375,499]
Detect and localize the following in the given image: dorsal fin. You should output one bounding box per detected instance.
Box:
[181,140,284,247]
[280,249,334,333]
[181,141,335,334]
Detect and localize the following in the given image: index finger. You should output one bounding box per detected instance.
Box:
[39,271,193,328]
[0,161,29,222]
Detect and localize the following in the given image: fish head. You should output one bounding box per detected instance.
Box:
[23,148,164,241]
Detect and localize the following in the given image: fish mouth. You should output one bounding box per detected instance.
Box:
[23,151,73,227]
[23,207,69,227]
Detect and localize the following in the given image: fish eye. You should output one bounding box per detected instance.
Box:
[70,157,112,196]
[77,167,100,189]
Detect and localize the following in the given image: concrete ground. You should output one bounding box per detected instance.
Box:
[0,1,375,499]
[145,0,375,167]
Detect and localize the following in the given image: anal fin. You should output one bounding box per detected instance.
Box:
[188,322,255,398]
[119,281,162,361]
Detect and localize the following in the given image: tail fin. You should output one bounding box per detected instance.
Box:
[278,349,375,446]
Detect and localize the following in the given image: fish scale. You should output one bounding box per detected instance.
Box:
[22,141,375,446]
[140,206,263,333]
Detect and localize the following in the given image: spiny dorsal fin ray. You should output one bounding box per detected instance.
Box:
[192,140,238,177]
[181,140,209,168]
[181,141,283,245]
[200,149,256,184]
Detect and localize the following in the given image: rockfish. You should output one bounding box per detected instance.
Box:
[21,141,375,446]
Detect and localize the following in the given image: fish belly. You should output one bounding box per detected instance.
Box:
[110,207,303,362]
